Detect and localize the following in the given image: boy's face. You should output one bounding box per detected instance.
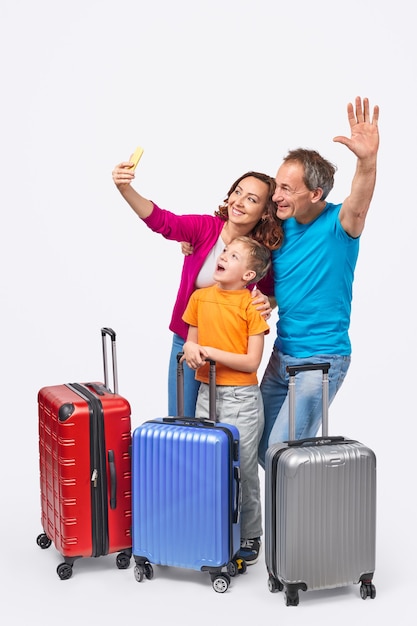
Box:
[213,240,255,289]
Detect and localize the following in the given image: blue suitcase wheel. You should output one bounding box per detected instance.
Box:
[134,564,144,582]
[235,558,247,575]
[144,562,154,580]
[212,574,230,593]
[227,557,247,577]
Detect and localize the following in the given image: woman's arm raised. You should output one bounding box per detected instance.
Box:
[112,161,154,219]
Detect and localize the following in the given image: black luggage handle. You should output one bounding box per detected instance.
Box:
[286,363,330,376]
[286,436,346,448]
[101,327,119,394]
[168,352,217,425]
[286,362,331,440]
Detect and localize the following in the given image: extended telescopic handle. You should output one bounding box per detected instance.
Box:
[176,353,216,422]
[286,363,330,440]
[101,327,119,394]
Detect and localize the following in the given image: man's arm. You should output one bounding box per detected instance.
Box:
[334,97,380,238]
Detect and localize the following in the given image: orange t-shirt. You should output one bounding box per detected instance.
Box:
[182,284,269,386]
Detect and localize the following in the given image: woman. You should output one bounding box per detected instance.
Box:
[112,160,283,416]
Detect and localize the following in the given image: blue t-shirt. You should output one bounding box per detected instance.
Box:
[272,202,360,357]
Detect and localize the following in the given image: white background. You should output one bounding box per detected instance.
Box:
[1,0,416,623]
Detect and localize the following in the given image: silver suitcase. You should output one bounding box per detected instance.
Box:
[265,363,376,606]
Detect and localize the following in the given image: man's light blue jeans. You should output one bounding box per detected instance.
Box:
[258,346,351,468]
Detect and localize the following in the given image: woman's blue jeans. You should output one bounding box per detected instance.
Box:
[258,346,351,468]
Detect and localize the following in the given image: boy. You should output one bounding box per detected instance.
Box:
[182,236,271,565]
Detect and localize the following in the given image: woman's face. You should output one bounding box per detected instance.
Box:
[227,176,269,229]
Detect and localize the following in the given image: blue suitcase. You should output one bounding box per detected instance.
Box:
[131,357,244,593]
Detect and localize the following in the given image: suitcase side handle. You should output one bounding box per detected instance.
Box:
[108,450,117,509]
[176,352,216,423]
[233,466,242,524]
[286,362,331,439]
[101,327,119,394]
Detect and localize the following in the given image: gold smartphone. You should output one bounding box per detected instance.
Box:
[129,146,144,170]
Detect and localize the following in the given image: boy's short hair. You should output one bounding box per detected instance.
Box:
[233,236,271,284]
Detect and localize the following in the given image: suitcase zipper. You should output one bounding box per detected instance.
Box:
[270,453,279,576]
[67,383,109,557]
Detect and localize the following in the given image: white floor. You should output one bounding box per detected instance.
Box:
[4,460,413,626]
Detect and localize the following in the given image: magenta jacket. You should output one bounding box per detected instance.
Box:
[143,202,274,340]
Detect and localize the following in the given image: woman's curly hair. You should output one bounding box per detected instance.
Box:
[214,171,283,251]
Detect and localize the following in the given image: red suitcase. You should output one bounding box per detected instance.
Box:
[36,328,132,579]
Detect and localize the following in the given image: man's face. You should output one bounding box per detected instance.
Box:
[273,161,315,223]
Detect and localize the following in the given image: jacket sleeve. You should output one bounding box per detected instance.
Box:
[143,202,216,244]
[256,266,275,297]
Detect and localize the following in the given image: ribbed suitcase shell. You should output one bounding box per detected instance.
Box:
[132,418,240,571]
[38,383,132,560]
[265,438,376,593]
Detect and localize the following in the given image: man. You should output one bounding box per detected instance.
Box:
[258,96,379,467]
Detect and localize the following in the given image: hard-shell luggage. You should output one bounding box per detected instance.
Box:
[265,363,376,606]
[36,328,132,579]
[131,356,244,593]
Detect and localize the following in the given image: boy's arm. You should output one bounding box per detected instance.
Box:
[183,327,210,369]
[202,334,265,373]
